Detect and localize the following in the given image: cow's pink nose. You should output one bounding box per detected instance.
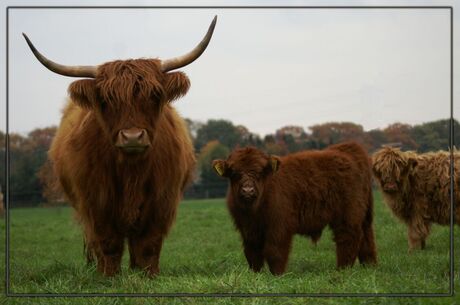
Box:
[116,128,150,152]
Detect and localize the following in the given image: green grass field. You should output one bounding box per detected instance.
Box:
[1,191,459,304]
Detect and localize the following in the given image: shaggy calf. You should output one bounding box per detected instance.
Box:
[372,147,459,252]
[213,142,377,275]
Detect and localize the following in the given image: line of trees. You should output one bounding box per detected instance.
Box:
[1,118,458,206]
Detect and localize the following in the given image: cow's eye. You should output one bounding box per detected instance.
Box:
[100,101,107,113]
[231,172,241,180]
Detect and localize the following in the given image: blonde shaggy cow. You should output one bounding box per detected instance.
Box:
[372,147,459,252]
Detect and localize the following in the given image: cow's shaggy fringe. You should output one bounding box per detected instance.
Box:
[372,147,459,251]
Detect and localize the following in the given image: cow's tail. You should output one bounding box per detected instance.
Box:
[364,189,374,229]
[358,189,378,265]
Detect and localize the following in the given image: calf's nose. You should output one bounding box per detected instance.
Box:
[242,186,255,195]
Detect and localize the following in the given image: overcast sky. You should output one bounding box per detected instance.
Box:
[1,0,458,137]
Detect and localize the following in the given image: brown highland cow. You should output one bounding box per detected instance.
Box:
[372,147,459,252]
[23,17,217,276]
[213,142,377,275]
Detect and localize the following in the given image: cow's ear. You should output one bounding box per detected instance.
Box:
[402,157,417,176]
[269,156,281,173]
[68,79,98,109]
[408,157,418,170]
[163,71,190,102]
[371,157,379,175]
[212,159,228,177]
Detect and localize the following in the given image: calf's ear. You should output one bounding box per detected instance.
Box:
[269,156,281,173]
[212,160,228,177]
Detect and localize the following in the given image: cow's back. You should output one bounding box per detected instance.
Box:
[412,151,460,225]
[327,141,373,198]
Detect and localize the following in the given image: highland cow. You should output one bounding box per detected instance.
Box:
[213,142,377,275]
[372,147,459,252]
[23,17,217,276]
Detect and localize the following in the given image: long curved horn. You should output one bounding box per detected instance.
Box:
[160,15,217,72]
[22,33,97,78]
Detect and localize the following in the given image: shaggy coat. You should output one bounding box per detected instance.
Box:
[213,142,377,275]
[372,147,459,251]
[50,59,195,276]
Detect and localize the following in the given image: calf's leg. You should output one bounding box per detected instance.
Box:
[243,238,264,272]
[358,224,377,265]
[332,224,362,268]
[263,233,293,275]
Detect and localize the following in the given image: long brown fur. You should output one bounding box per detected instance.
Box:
[372,147,459,252]
[213,142,377,275]
[50,59,195,276]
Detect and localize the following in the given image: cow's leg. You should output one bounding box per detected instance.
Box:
[243,238,264,272]
[84,238,96,266]
[420,221,431,250]
[408,225,422,252]
[408,219,431,252]
[128,227,165,277]
[263,232,293,276]
[81,224,97,266]
[94,234,125,276]
[309,230,322,245]
[332,224,362,268]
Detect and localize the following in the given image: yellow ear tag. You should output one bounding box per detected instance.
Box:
[271,158,278,172]
[214,163,225,176]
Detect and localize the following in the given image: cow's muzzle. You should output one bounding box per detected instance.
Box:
[383,182,398,192]
[115,128,151,153]
[239,184,258,203]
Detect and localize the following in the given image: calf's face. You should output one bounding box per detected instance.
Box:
[372,150,417,194]
[212,147,280,205]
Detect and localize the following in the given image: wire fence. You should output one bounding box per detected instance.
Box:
[6,184,384,208]
[6,183,229,208]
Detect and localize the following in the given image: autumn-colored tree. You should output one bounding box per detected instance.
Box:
[383,123,418,150]
[4,118,459,204]
[8,127,57,206]
[366,129,388,152]
[184,118,204,142]
[195,119,241,151]
[410,119,458,153]
[26,127,56,152]
[37,159,66,205]
[196,140,230,198]
[263,134,288,156]
[309,122,367,149]
[236,125,263,148]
